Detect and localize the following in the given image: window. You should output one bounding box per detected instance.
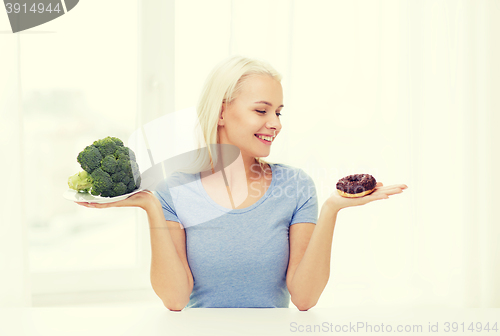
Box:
[25,0,146,298]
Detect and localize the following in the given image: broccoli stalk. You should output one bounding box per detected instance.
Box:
[68,171,92,192]
[68,136,141,197]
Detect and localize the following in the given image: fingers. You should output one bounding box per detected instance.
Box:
[385,187,405,194]
[374,187,407,199]
[370,193,389,201]
[370,184,408,199]
[375,184,408,192]
[375,182,408,187]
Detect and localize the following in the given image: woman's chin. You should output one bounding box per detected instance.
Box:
[256,151,271,158]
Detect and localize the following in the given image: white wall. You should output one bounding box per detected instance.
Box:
[0,35,32,307]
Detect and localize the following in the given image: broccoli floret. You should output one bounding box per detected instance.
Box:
[127,179,138,193]
[112,171,131,185]
[93,137,119,157]
[117,155,132,174]
[109,137,124,147]
[111,182,128,197]
[77,145,102,173]
[111,171,126,183]
[70,136,141,198]
[114,146,128,158]
[90,168,113,195]
[101,155,118,174]
[114,146,136,162]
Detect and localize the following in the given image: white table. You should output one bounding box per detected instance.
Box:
[0,306,498,335]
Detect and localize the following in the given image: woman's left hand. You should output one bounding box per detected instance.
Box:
[325,182,408,212]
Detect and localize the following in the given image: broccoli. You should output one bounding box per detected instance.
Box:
[68,136,141,197]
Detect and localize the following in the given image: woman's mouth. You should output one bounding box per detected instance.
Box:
[255,134,273,145]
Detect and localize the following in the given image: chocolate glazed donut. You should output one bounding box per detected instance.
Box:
[336,174,377,198]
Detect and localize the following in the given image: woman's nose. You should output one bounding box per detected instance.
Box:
[267,116,281,130]
[266,122,279,130]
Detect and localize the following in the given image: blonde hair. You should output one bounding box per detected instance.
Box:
[178,55,282,175]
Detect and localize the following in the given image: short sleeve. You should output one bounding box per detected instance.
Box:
[290,169,318,226]
[153,179,183,227]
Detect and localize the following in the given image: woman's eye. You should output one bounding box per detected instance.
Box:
[256,110,281,117]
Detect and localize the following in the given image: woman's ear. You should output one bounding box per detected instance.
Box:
[218,102,226,126]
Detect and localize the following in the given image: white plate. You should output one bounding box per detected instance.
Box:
[63,189,145,204]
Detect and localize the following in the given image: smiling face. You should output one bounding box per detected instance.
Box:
[217,74,283,163]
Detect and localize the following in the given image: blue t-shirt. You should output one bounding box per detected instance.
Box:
[153,163,318,308]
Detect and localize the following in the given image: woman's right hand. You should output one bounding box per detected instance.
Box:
[75,190,159,212]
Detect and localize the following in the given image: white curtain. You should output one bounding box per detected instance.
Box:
[0,35,32,307]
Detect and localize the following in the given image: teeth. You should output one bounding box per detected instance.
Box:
[256,135,273,142]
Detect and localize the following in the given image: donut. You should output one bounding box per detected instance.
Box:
[336,174,377,198]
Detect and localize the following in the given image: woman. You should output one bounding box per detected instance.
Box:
[77,55,408,311]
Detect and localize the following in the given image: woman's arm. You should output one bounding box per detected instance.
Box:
[287,204,338,310]
[145,196,193,311]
